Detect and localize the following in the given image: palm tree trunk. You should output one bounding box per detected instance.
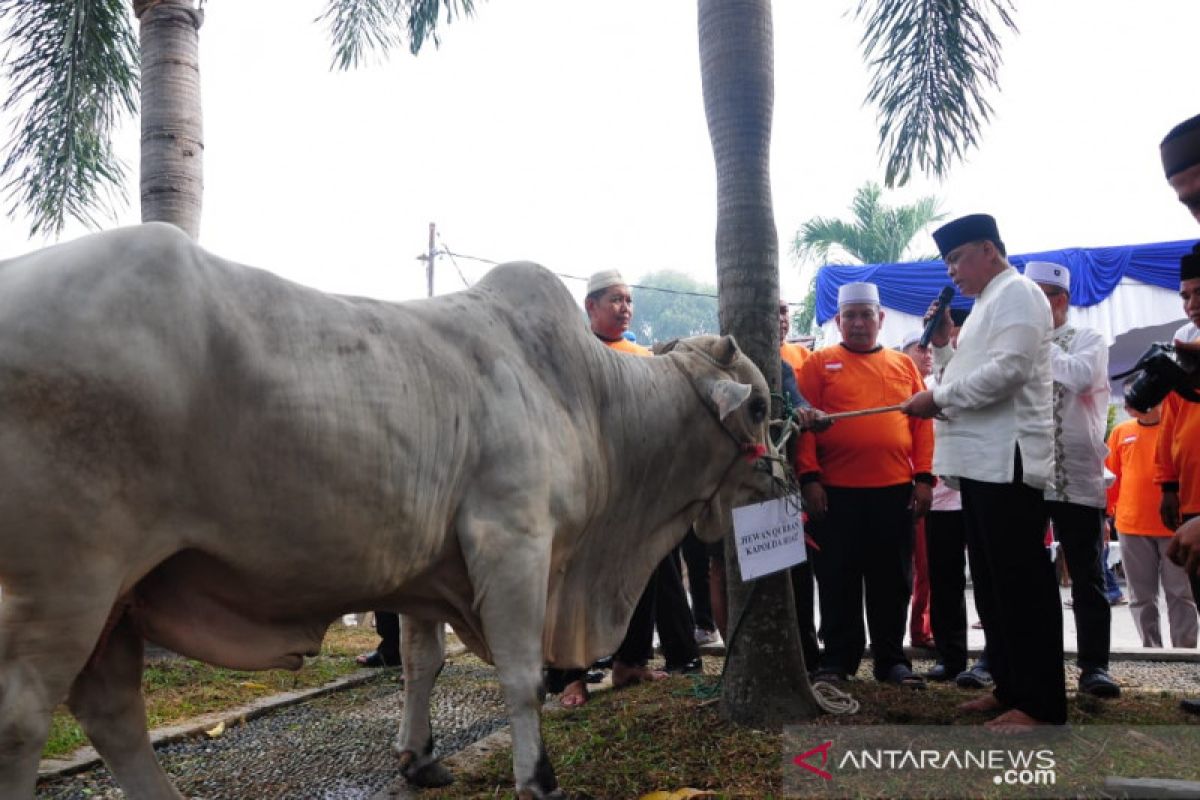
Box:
[135,0,204,239]
[698,0,820,726]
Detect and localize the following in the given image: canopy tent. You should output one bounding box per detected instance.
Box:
[815,239,1195,392]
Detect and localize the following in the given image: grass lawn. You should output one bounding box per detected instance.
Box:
[43,623,379,760]
[424,674,1200,800]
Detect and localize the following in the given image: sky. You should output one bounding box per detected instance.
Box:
[1,0,1199,311]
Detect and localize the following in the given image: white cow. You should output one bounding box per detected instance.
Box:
[0,224,777,799]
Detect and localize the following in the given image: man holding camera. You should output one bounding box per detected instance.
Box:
[902,214,1066,731]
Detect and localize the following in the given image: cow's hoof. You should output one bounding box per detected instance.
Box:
[401,757,454,788]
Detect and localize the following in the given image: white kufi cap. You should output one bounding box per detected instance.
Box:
[837,281,880,307]
[587,269,626,295]
[898,330,923,350]
[1024,261,1070,291]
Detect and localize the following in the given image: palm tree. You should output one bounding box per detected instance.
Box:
[698,0,1014,727]
[0,0,475,238]
[792,181,946,335]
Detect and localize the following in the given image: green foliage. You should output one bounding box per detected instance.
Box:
[631,270,719,345]
[0,0,139,236]
[855,0,1018,187]
[320,0,478,68]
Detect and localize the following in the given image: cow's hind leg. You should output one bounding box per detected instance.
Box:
[67,613,183,799]
[396,615,453,787]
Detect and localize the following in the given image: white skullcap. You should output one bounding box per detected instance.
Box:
[586,269,626,295]
[837,281,880,307]
[1024,261,1071,291]
[898,330,924,350]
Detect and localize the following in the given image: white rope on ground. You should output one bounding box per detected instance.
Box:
[810,679,860,715]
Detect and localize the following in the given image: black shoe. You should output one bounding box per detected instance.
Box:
[924,663,963,682]
[1079,668,1120,698]
[1180,698,1200,715]
[592,656,613,670]
[356,650,401,668]
[666,656,703,675]
[811,669,848,683]
[955,663,993,689]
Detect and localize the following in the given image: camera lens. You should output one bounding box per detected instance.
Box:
[1123,370,1173,413]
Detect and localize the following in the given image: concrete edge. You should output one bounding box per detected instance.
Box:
[37,643,469,780]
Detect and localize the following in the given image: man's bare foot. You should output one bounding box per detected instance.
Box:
[958,695,1003,714]
[611,660,668,689]
[984,709,1045,734]
[559,679,589,708]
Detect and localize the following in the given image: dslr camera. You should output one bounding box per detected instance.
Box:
[1112,342,1200,413]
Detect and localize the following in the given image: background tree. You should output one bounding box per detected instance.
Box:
[791,181,945,335]
[0,0,476,238]
[632,270,719,344]
[699,0,1014,728]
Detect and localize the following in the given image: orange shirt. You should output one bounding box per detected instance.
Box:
[780,341,810,386]
[796,344,933,488]
[1106,419,1172,537]
[603,336,652,357]
[1155,392,1200,515]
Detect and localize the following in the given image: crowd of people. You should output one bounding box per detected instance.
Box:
[357,112,1200,733]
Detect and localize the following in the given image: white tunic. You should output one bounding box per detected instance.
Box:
[931,267,1054,490]
[1045,324,1109,508]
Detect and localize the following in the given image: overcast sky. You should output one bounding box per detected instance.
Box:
[2,0,1198,309]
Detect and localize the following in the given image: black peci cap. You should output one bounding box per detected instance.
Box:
[1161,113,1200,179]
[932,213,1005,259]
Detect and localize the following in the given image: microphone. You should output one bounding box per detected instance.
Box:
[919,286,956,348]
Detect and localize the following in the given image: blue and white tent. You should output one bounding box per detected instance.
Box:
[815,239,1195,388]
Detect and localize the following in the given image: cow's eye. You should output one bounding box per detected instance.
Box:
[748,397,768,424]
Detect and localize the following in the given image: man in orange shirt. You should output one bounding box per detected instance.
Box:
[798,282,934,687]
[898,330,934,651]
[1108,391,1197,648]
[780,301,810,384]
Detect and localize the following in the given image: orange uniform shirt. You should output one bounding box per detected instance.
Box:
[1155,392,1200,515]
[604,336,652,357]
[1106,419,1172,537]
[796,344,933,488]
[780,341,810,386]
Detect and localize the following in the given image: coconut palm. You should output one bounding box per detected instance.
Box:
[791,181,946,334]
[698,0,1013,726]
[0,0,475,238]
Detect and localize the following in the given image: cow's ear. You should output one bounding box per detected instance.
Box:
[714,335,740,366]
[710,379,752,421]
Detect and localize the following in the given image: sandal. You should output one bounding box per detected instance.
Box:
[356,650,401,668]
[880,663,926,689]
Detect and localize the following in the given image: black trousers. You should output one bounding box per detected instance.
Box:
[926,509,968,674]
[681,529,715,631]
[788,560,821,671]
[374,611,400,659]
[960,455,1066,724]
[1046,500,1110,672]
[809,483,913,680]
[615,547,699,668]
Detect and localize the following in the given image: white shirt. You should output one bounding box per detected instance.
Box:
[931,267,1054,489]
[1045,324,1109,508]
[1175,321,1200,344]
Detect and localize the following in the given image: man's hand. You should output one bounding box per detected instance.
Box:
[801,482,828,523]
[1167,517,1200,576]
[902,390,942,419]
[909,482,933,520]
[1162,490,1182,531]
[796,407,833,433]
[922,299,952,349]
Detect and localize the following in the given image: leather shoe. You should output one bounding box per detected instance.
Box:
[1180,698,1200,715]
[1079,668,1120,698]
[666,656,704,675]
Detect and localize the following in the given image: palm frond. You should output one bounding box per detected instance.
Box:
[320,0,478,69]
[0,0,138,237]
[855,0,1017,187]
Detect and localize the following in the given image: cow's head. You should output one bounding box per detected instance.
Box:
[658,335,783,542]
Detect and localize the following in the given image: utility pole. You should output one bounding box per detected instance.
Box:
[425,222,436,298]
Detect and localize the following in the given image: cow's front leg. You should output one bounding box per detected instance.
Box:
[395,614,452,787]
[463,522,564,800]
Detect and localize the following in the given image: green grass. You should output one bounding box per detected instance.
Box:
[424,674,1200,800]
[42,624,379,760]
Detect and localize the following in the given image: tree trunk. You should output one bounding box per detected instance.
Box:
[697,0,820,727]
[136,0,204,239]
